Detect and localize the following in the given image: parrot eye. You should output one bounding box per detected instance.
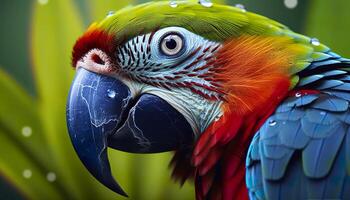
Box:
[160,33,184,56]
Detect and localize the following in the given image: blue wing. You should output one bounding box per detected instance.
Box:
[246,50,350,200]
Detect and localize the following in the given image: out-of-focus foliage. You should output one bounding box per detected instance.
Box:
[0,0,348,199]
[306,0,350,57]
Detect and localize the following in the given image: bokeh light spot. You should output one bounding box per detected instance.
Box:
[21,126,32,137]
[22,169,32,179]
[38,0,49,5]
[284,0,298,9]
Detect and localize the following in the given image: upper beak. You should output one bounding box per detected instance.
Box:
[66,68,194,196]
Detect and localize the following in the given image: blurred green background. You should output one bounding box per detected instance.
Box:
[0,0,349,199]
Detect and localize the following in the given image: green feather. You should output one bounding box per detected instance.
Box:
[93,1,334,81]
[97,1,287,44]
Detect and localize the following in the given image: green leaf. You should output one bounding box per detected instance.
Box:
[128,153,173,200]
[0,129,63,200]
[137,153,194,200]
[0,68,51,166]
[305,0,350,57]
[0,68,64,199]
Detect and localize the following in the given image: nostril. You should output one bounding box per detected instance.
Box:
[77,48,116,74]
[91,54,105,65]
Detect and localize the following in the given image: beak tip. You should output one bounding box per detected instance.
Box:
[108,183,128,197]
[102,176,128,197]
[119,191,129,198]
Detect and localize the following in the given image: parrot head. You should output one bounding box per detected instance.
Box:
[67,1,317,198]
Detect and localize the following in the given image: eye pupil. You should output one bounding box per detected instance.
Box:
[165,39,177,50]
[160,33,184,56]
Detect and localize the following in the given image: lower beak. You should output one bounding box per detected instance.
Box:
[66,68,194,196]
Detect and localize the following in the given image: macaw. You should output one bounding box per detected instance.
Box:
[66,1,350,199]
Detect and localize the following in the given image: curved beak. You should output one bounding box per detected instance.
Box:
[66,68,194,196]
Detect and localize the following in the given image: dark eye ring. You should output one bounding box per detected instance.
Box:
[160,33,184,56]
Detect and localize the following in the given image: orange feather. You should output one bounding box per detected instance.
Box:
[215,35,298,115]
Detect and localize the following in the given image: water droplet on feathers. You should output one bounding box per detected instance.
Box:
[269,119,277,126]
[235,4,246,12]
[169,1,178,8]
[311,38,320,46]
[107,11,115,17]
[269,120,277,126]
[199,0,213,8]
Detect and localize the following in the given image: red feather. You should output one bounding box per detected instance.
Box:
[71,24,116,67]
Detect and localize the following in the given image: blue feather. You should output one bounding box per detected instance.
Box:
[305,109,337,125]
[321,70,347,77]
[342,177,350,199]
[302,124,345,178]
[275,108,304,121]
[333,83,350,91]
[323,138,346,199]
[262,135,281,146]
[284,94,319,107]
[325,90,350,101]
[311,95,349,112]
[328,52,342,59]
[262,144,291,159]
[340,76,350,82]
[298,74,324,86]
[308,60,341,70]
[340,58,350,63]
[315,80,344,90]
[346,127,350,175]
[260,149,294,180]
[301,117,339,138]
[279,121,309,149]
[275,103,293,113]
[246,52,350,199]
[259,119,280,140]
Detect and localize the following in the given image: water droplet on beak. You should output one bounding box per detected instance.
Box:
[107,89,116,99]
